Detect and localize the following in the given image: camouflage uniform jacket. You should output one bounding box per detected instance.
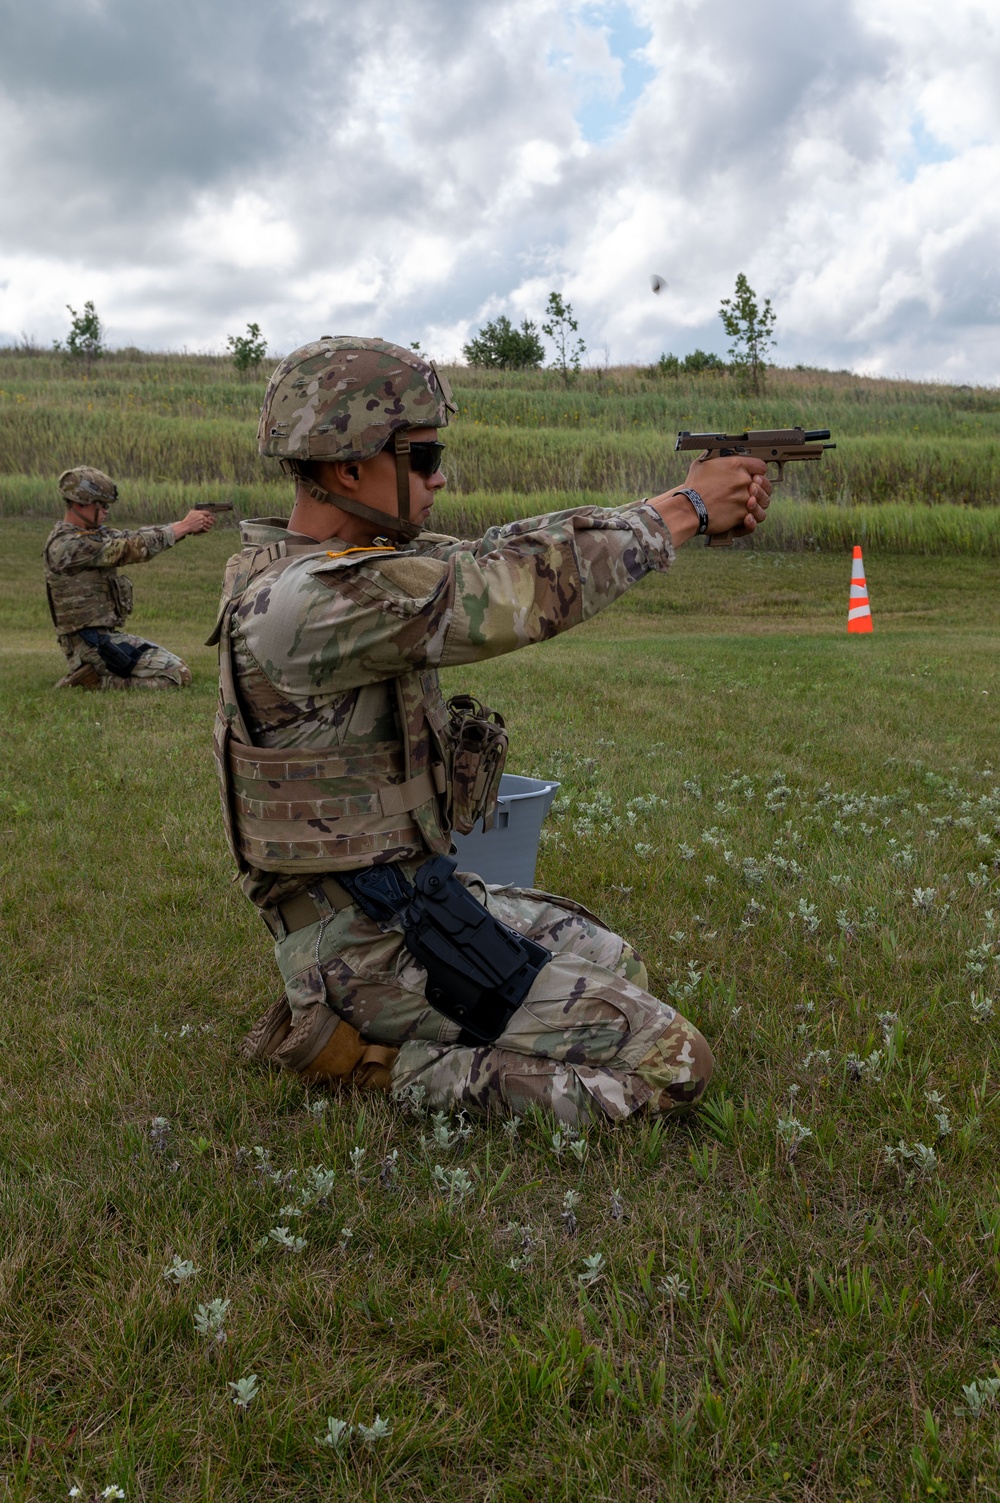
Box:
[43,520,178,635]
[219,503,676,910]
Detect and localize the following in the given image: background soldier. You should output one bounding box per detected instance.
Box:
[214,338,771,1127]
[43,466,216,690]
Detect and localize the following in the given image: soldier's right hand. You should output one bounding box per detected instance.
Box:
[685,455,772,536]
[647,455,771,546]
[174,508,217,538]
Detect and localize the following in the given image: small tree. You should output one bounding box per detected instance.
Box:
[542,292,586,385]
[463,315,544,369]
[227,322,268,376]
[655,349,727,377]
[60,301,104,373]
[719,273,776,394]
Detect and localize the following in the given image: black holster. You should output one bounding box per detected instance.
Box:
[78,627,154,678]
[337,856,551,1045]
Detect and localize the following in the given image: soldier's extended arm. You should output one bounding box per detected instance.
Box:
[674,428,835,547]
[245,503,675,692]
[47,524,179,572]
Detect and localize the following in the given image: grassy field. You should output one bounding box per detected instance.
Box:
[2,351,999,550]
[3,517,1000,1500]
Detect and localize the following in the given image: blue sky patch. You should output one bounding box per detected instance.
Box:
[573,2,655,145]
[898,117,955,182]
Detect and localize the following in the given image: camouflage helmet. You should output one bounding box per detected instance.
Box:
[257,336,455,463]
[58,466,118,506]
[257,336,456,540]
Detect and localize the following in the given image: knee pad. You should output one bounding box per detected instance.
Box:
[636,1020,715,1112]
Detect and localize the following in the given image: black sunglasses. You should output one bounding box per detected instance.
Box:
[405,441,446,477]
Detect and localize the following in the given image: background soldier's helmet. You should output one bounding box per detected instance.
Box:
[257,337,456,462]
[58,467,118,505]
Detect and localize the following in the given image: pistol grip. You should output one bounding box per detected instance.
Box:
[706,529,737,548]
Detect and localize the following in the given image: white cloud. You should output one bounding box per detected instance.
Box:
[0,0,997,380]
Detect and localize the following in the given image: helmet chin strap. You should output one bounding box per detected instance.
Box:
[68,501,107,529]
[283,440,421,542]
[392,432,412,535]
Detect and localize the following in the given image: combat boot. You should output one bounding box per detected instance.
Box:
[55,663,101,690]
[240,993,398,1091]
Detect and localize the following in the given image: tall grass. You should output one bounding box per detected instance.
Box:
[2,349,999,543]
[7,472,998,557]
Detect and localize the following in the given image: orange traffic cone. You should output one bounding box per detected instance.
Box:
[848,545,873,634]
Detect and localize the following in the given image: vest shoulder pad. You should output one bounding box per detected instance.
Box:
[310,548,447,599]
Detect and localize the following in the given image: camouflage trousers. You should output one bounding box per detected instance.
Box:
[265,874,714,1127]
[57,630,192,690]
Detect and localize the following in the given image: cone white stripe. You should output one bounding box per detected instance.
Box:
[850,584,869,598]
[848,604,872,620]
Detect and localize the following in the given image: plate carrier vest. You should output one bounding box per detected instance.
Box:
[43,523,134,634]
[211,533,507,877]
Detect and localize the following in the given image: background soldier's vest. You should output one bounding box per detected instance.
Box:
[43,524,133,634]
[211,536,482,876]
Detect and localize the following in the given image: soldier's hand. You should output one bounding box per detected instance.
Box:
[174,508,217,538]
[686,455,772,536]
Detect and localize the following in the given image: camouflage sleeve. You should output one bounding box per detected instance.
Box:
[295,502,675,684]
[46,524,177,573]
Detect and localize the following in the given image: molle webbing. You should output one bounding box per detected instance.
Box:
[212,530,452,875]
[227,737,445,873]
[43,528,133,634]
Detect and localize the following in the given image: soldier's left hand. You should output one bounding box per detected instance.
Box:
[743,473,772,529]
[176,508,216,536]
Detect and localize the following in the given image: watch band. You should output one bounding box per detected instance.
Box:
[675,487,709,535]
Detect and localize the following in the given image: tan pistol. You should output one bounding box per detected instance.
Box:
[675,427,835,547]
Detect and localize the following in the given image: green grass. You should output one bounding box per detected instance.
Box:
[3,521,1000,1499]
[3,350,1000,518]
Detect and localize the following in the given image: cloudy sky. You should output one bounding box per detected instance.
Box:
[1,0,998,380]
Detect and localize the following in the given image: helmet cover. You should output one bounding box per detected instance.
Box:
[58,466,118,505]
[257,336,456,462]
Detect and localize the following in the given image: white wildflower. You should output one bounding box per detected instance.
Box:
[193,1298,230,1340]
[162,1254,199,1285]
[659,1272,690,1301]
[266,1226,307,1253]
[432,1165,473,1198]
[357,1414,393,1446]
[959,1378,1000,1417]
[228,1374,259,1409]
[317,1417,353,1450]
[776,1116,813,1157]
[577,1252,606,1288]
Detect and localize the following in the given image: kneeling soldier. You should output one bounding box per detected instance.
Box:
[43,466,215,690]
[214,338,771,1126]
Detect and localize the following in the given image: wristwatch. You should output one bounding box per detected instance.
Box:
[675,487,709,535]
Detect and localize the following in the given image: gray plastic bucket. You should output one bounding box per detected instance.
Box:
[451,773,560,888]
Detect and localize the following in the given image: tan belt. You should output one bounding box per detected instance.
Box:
[274,875,355,936]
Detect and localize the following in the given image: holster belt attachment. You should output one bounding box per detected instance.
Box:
[337,856,551,1046]
[269,875,355,937]
[78,627,153,678]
